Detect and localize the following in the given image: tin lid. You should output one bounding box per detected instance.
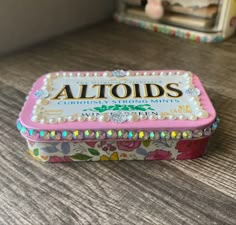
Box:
[17,70,217,142]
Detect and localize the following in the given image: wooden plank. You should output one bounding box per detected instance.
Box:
[0,21,236,225]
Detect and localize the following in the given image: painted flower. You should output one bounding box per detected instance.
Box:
[176,137,209,160]
[145,149,172,160]
[85,141,97,148]
[28,148,49,162]
[97,141,116,151]
[117,141,141,151]
[100,152,119,161]
[48,156,73,163]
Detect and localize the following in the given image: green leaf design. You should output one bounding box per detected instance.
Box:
[143,140,151,147]
[33,148,39,156]
[82,104,155,112]
[88,148,100,156]
[70,153,92,161]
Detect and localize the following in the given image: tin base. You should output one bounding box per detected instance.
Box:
[26,137,210,162]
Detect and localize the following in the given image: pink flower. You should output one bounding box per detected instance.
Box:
[85,141,97,148]
[48,156,73,163]
[176,137,209,160]
[145,149,172,160]
[117,141,141,151]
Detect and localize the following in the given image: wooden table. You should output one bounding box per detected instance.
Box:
[0,21,235,225]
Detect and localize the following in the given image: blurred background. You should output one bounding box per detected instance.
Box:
[0,0,114,55]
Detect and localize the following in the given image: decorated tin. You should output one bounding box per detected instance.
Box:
[115,0,236,42]
[17,70,219,162]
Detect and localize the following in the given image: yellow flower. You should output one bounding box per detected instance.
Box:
[100,152,119,161]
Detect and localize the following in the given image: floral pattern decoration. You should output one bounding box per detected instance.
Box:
[27,137,210,162]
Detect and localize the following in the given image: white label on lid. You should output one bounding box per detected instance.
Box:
[33,72,207,123]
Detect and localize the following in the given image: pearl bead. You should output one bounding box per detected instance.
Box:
[31,116,39,122]
[135,71,140,76]
[77,72,81,77]
[63,72,67,77]
[94,72,99,77]
[67,115,76,122]
[48,118,57,124]
[157,114,165,120]
[160,71,166,76]
[46,73,52,79]
[57,117,66,123]
[40,118,48,124]
[126,71,133,76]
[32,108,40,114]
[189,96,198,102]
[85,72,90,77]
[188,115,197,120]
[149,114,158,120]
[197,110,209,118]
[41,86,48,91]
[139,114,147,120]
[151,71,157,76]
[77,116,85,122]
[103,71,111,77]
[69,72,74,77]
[178,115,186,120]
[186,84,194,89]
[192,100,201,107]
[99,113,110,122]
[128,113,139,122]
[88,116,96,121]
[183,72,192,78]
[168,114,176,120]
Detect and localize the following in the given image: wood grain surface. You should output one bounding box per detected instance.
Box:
[0,20,236,225]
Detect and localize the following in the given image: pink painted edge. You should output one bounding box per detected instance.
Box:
[19,70,216,133]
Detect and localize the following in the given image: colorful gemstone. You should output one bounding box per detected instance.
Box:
[84,130,95,139]
[170,131,181,139]
[39,131,50,140]
[21,126,28,134]
[106,130,117,139]
[149,131,159,140]
[204,127,212,136]
[193,130,203,138]
[118,130,128,139]
[28,129,35,136]
[95,131,106,140]
[73,130,83,140]
[62,131,73,140]
[128,131,138,140]
[16,121,22,131]
[182,130,193,139]
[50,131,61,140]
[160,131,170,140]
[212,122,218,131]
[138,131,149,140]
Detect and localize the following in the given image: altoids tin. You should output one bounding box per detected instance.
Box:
[17,70,219,162]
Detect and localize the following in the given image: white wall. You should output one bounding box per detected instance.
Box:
[0,0,114,55]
